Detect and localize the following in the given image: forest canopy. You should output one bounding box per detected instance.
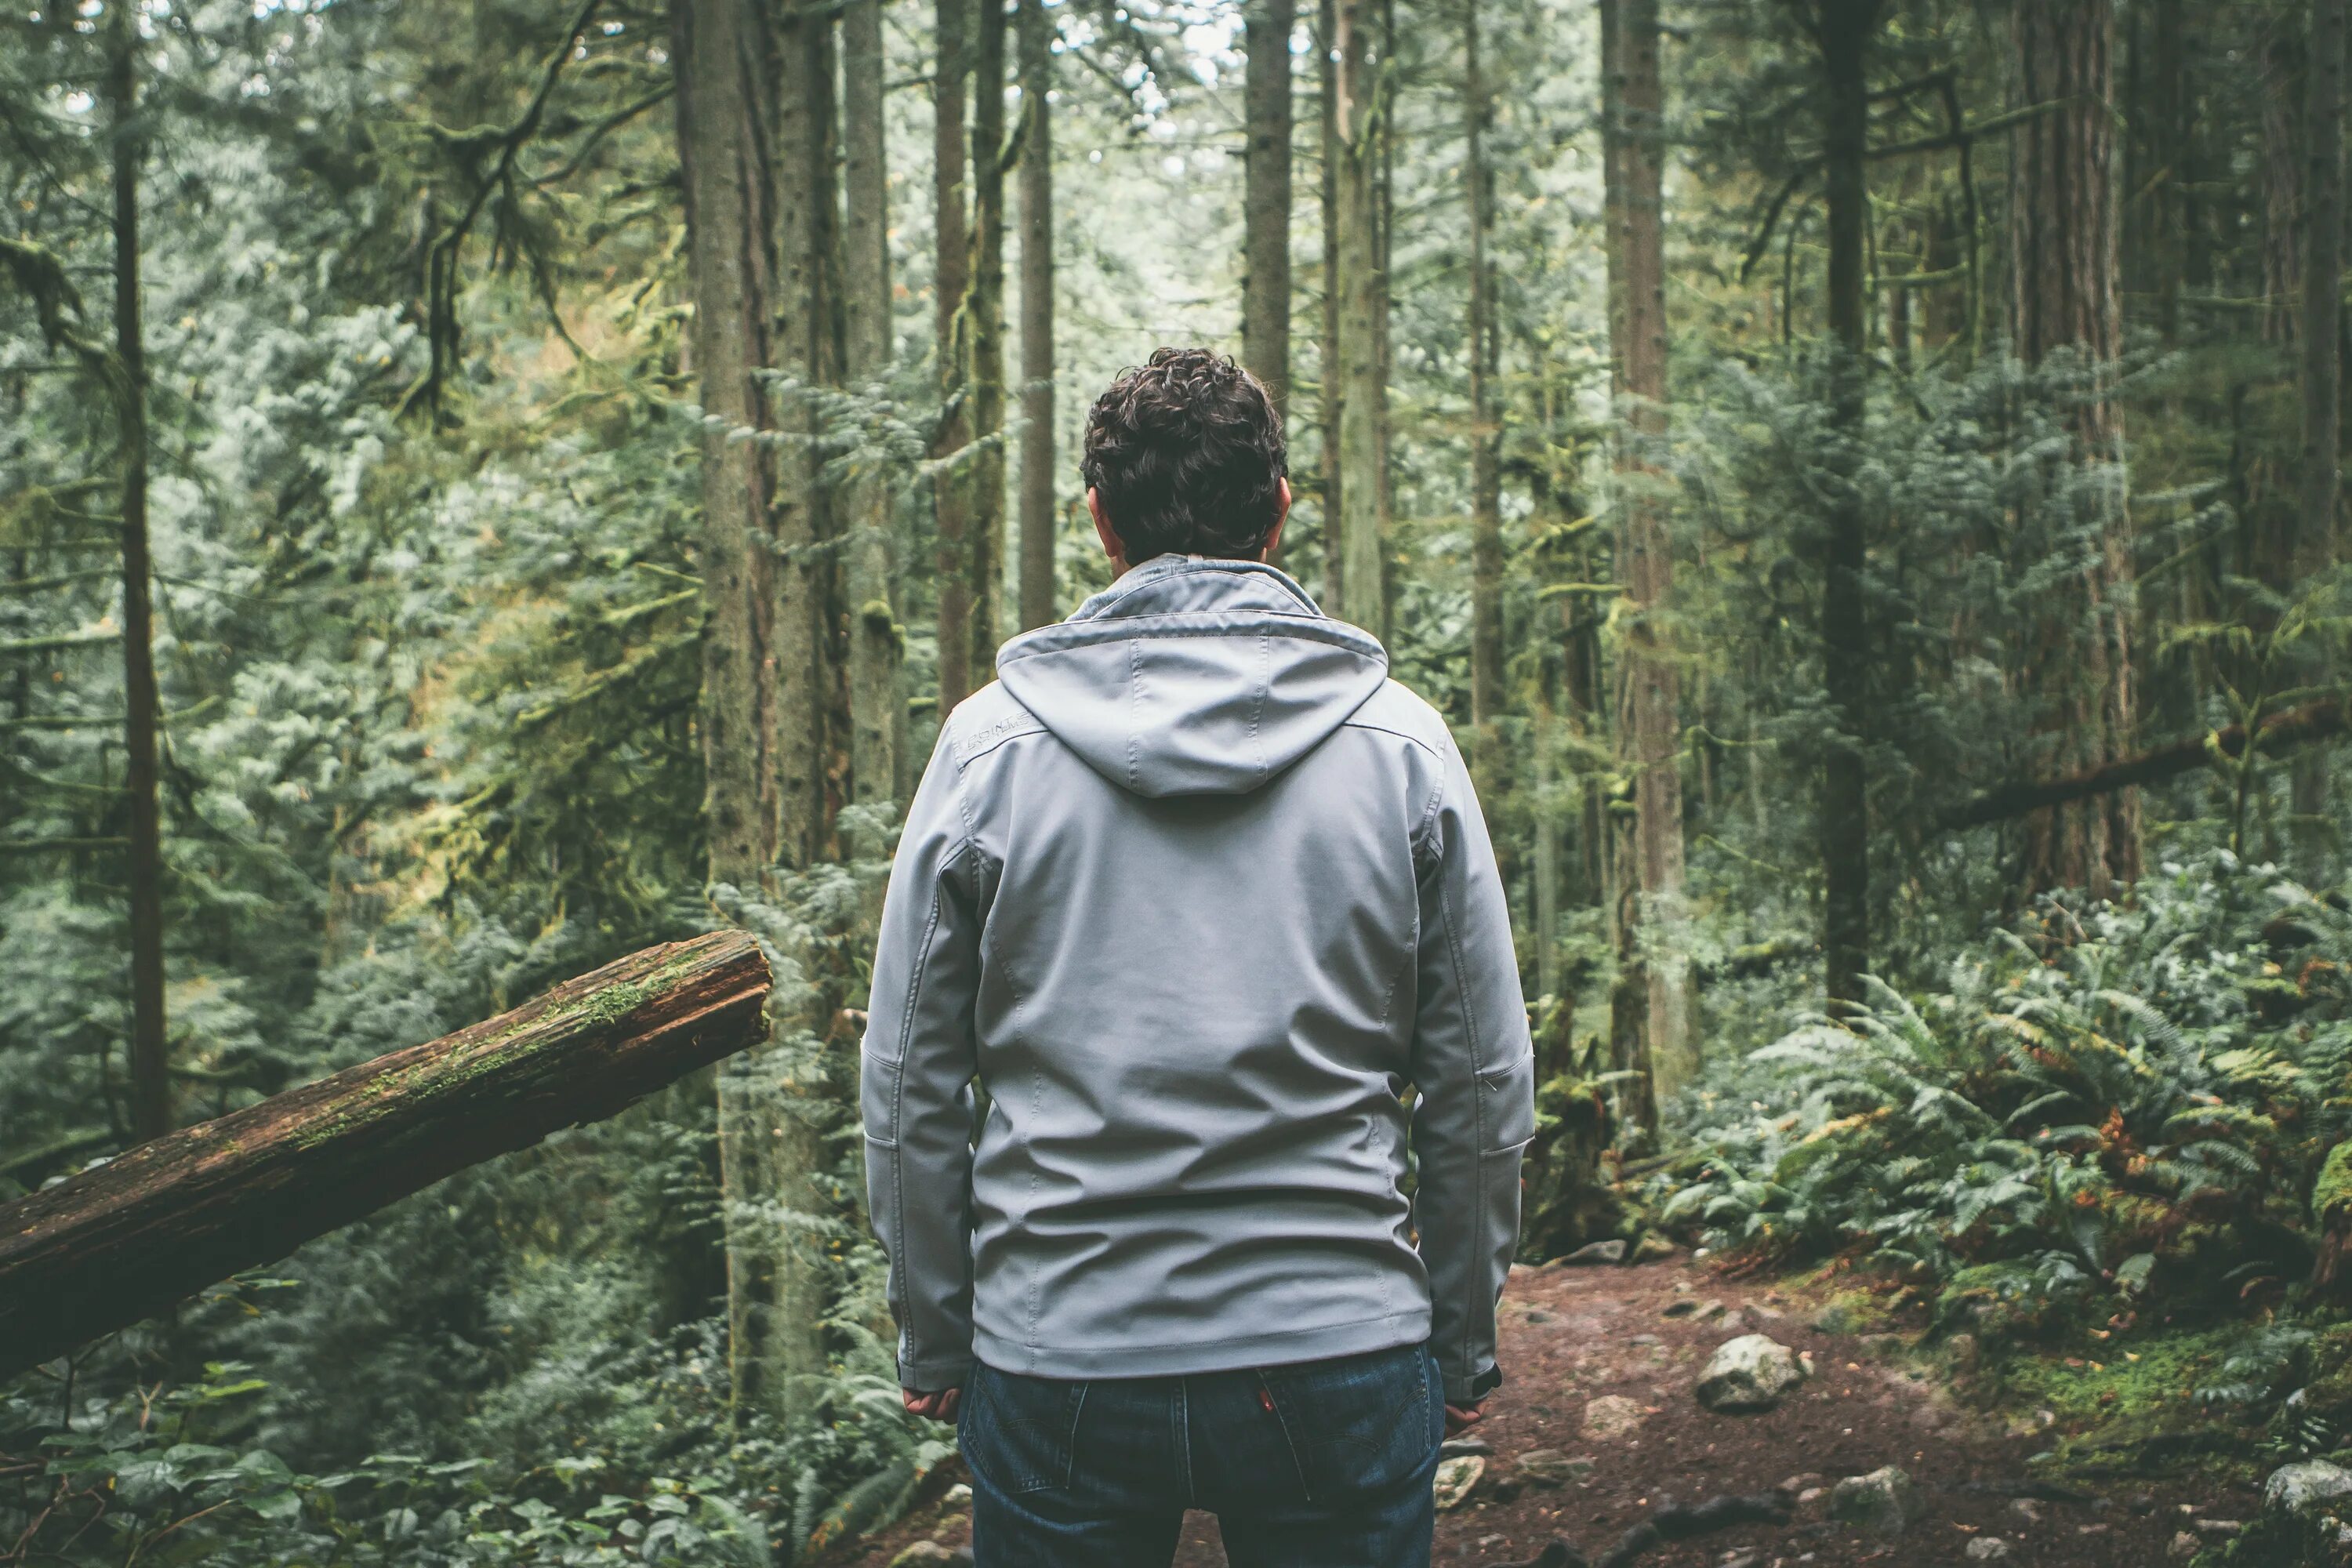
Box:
[10,0,2352,1561]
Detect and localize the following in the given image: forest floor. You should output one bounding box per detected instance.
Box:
[830,1256,2253,1567]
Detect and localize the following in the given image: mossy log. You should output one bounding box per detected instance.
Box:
[0,931,770,1378]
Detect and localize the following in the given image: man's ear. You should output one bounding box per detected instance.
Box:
[1260,477,1292,564]
[1087,487,1128,571]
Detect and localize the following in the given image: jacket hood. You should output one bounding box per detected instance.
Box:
[993,555,1388,797]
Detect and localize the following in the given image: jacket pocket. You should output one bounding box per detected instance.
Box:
[1479,1048,1537,1152]
[959,1363,1089,1495]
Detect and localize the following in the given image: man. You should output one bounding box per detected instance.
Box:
[862,347,1534,1567]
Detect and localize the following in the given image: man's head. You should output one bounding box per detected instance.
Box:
[1080,347,1290,571]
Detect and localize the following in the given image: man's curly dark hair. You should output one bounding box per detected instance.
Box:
[1080,347,1287,563]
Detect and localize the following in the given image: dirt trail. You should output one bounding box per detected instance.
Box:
[834,1257,2238,1566]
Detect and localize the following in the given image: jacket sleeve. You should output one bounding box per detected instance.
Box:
[1407,735,1537,1406]
[862,730,986,1392]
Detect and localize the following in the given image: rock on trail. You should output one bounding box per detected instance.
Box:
[1693,1333,1807,1414]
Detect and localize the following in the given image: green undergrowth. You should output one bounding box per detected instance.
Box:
[1668,854,2352,1360]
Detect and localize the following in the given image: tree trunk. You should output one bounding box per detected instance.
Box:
[673,0,779,894]
[2296,0,2346,877]
[673,0,805,1428]
[1602,0,1695,1105]
[1465,0,1504,731]
[2263,25,2307,351]
[841,0,903,805]
[1533,688,1562,1004]
[1533,432,1606,910]
[1318,0,1342,599]
[1374,0,1397,633]
[0,933,771,1382]
[1017,0,1058,632]
[106,1,167,1145]
[1244,0,1294,426]
[2009,0,2140,899]
[750,0,842,1432]
[776,0,834,870]
[1330,0,1385,633]
[1818,0,1877,1010]
[933,0,975,711]
[2151,0,2186,344]
[969,0,1007,676]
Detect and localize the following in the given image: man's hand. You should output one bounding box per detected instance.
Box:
[1443,1399,1486,1437]
[903,1386,962,1422]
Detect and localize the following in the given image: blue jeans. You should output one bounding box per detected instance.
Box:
[956,1340,1441,1568]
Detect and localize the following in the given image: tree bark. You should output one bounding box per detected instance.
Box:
[106,0,167,1145]
[752,0,840,1430]
[841,0,904,804]
[2296,0,2346,876]
[1017,0,1058,631]
[969,0,1007,675]
[2263,24,2307,351]
[1374,0,1396,632]
[934,0,975,710]
[672,0,813,1429]
[1602,0,1695,1106]
[673,0,780,895]
[2150,0,2187,344]
[1246,0,1295,426]
[775,0,834,870]
[0,934,771,1382]
[1819,0,1877,1010]
[1465,0,1504,731]
[2009,0,2140,899]
[1330,0,1385,633]
[1318,0,1342,600]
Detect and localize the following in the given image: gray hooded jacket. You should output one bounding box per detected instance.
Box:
[860,554,1535,1405]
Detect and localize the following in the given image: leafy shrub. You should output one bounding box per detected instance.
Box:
[1,1359,775,1567]
[1668,853,2352,1332]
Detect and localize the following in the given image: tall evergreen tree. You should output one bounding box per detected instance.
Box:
[842,0,904,803]
[968,0,1008,676]
[1017,0,1058,632]
[1815,0,1880,1009]
[103,0,167,1143]
[2009,0,2139,898]
[2296,0,2346,873]
[933,0,976,710]
[670,0,787,1425]
[1602,0,1694,1109]
[1330,0,1385,632]
[1318,0,1343,592]
[1465,0,1503,731]
[1245,0,1295,426]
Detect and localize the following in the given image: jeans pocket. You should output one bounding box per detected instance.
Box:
[1262,1343,1440,1501]
[960,1363,1091,1496]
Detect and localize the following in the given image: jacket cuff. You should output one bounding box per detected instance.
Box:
[1443,1362,1503,1405]
[899,1351,975,1392]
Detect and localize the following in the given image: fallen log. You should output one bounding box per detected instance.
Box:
[1938,698,2348,831]
[0,930,770,1379]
